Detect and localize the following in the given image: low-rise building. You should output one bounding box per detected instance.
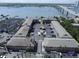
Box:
[43,21,79,53]
[51,21,72,38]
[7,18,35,51]
[43,38,79,52]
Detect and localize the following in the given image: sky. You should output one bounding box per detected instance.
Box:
[0,0,78,3]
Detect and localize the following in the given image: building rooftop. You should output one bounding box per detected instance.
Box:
[14,18,33,36]
[51,21,72,38]
[7,18,34,50]
[43,38,79,48]
[22,18,33,26]
[7,36,34,48]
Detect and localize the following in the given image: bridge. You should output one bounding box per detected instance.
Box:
[55,5,79,17]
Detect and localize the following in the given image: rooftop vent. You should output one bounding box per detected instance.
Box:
[64,34,68,36]
[19,33,22,35]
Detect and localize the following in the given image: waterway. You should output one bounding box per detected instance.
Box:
[0,7,61,18]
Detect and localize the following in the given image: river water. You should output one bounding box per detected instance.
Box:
[0,7,61,18]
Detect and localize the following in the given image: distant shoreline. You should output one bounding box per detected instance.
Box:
[0,3,74,7]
